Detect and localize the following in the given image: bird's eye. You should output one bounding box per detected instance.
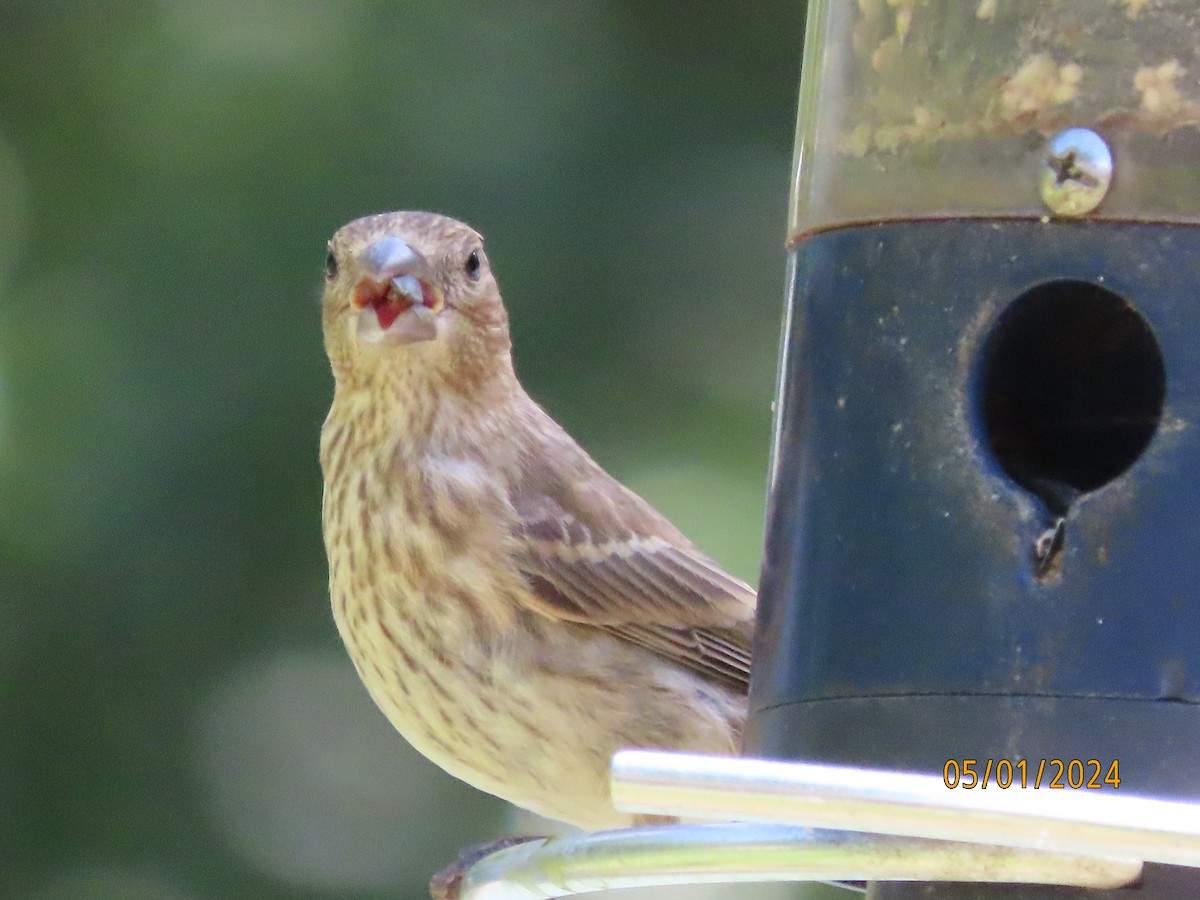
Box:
[325,247,338,281]
[465,250,481,281]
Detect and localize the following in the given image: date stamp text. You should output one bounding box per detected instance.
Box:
[943,758,1120,789]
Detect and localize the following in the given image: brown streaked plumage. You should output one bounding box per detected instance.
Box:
[319,210,756,829]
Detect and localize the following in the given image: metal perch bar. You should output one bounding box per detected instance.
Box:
[611,750,1200,869]
[459,822,1140,900]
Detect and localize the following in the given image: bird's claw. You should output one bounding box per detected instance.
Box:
[430,835,547,900]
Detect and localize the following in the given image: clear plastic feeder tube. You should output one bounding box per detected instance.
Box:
[791,0,1200,240]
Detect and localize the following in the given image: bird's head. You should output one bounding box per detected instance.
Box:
[321,211,512,393]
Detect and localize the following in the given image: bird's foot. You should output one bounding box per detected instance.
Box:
[430,835,547,900]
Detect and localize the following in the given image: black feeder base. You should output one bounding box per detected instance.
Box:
[746,219,1200,897]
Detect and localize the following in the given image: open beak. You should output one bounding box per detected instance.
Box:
[352,236,445,346]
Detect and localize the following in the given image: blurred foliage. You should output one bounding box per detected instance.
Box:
[0,2,830,898]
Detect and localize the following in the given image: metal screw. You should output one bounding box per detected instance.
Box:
[1040,127,1113,216]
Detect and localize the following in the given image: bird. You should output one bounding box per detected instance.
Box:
[318,210,756,831]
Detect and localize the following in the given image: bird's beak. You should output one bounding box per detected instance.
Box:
[352,236,446,346]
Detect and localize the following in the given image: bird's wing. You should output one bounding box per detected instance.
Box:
[508,421,757,691]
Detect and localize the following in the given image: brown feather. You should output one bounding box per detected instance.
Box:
[508,402,757,691]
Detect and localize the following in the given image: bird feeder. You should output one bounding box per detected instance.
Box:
[459,3,1200,898]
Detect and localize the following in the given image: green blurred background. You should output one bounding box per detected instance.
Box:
[0,2,824,898]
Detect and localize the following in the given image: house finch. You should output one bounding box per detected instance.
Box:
[319,210,755,831]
